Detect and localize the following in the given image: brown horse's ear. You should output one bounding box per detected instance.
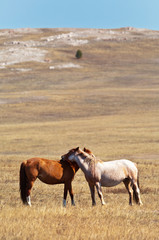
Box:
[83,147,86,152]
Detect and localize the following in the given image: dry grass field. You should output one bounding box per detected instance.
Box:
[0,28,159,239]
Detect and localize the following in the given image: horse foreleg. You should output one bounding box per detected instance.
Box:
[63,182,75,206]
[95,182,105,205]
[88,183,96,206]
[63,183,68,207]
[68,182,75,206]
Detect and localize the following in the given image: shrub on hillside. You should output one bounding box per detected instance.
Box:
[75,49,82,59]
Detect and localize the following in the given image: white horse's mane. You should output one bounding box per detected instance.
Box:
[80,149,103,165]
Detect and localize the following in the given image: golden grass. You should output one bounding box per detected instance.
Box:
[0,204,158,240]
[1,113,159,239]
[0,29,159,239]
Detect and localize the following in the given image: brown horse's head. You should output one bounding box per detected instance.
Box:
[61,147,80,161]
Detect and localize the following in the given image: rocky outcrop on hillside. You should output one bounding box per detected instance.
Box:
[0,27,159,70]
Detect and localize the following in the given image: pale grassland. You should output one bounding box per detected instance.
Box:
[0,28,159,239]
[0,114,159,240]
[0,203,158,240]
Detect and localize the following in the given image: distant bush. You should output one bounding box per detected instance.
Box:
[75,49,82,59]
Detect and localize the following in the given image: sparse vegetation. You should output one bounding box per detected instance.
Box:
[0,28,159,240]
[75,49,82,59]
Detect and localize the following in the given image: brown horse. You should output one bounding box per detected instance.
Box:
[19,157,79,207]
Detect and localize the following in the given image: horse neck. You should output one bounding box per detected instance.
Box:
[71,161,79,172]
[75,154,91,173]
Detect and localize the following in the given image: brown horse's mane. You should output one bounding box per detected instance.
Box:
[60,158,79,172]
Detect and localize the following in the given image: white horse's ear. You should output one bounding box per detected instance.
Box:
[76,147,79,151]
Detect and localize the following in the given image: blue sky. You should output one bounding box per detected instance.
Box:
[0,0,158,30]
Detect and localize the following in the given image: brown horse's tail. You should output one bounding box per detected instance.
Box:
[19,162,27,204]
[133,170,140,204]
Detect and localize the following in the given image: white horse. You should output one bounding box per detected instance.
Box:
[62,147,143,206]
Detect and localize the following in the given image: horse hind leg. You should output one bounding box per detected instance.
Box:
[123,178,133,206]
[19,162,35,206]
[25,180,35,206]
[131,169,143,205]
[132,181,143,205]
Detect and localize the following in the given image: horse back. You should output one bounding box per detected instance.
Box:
[99,159,138,186]
[24,157,78,184]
